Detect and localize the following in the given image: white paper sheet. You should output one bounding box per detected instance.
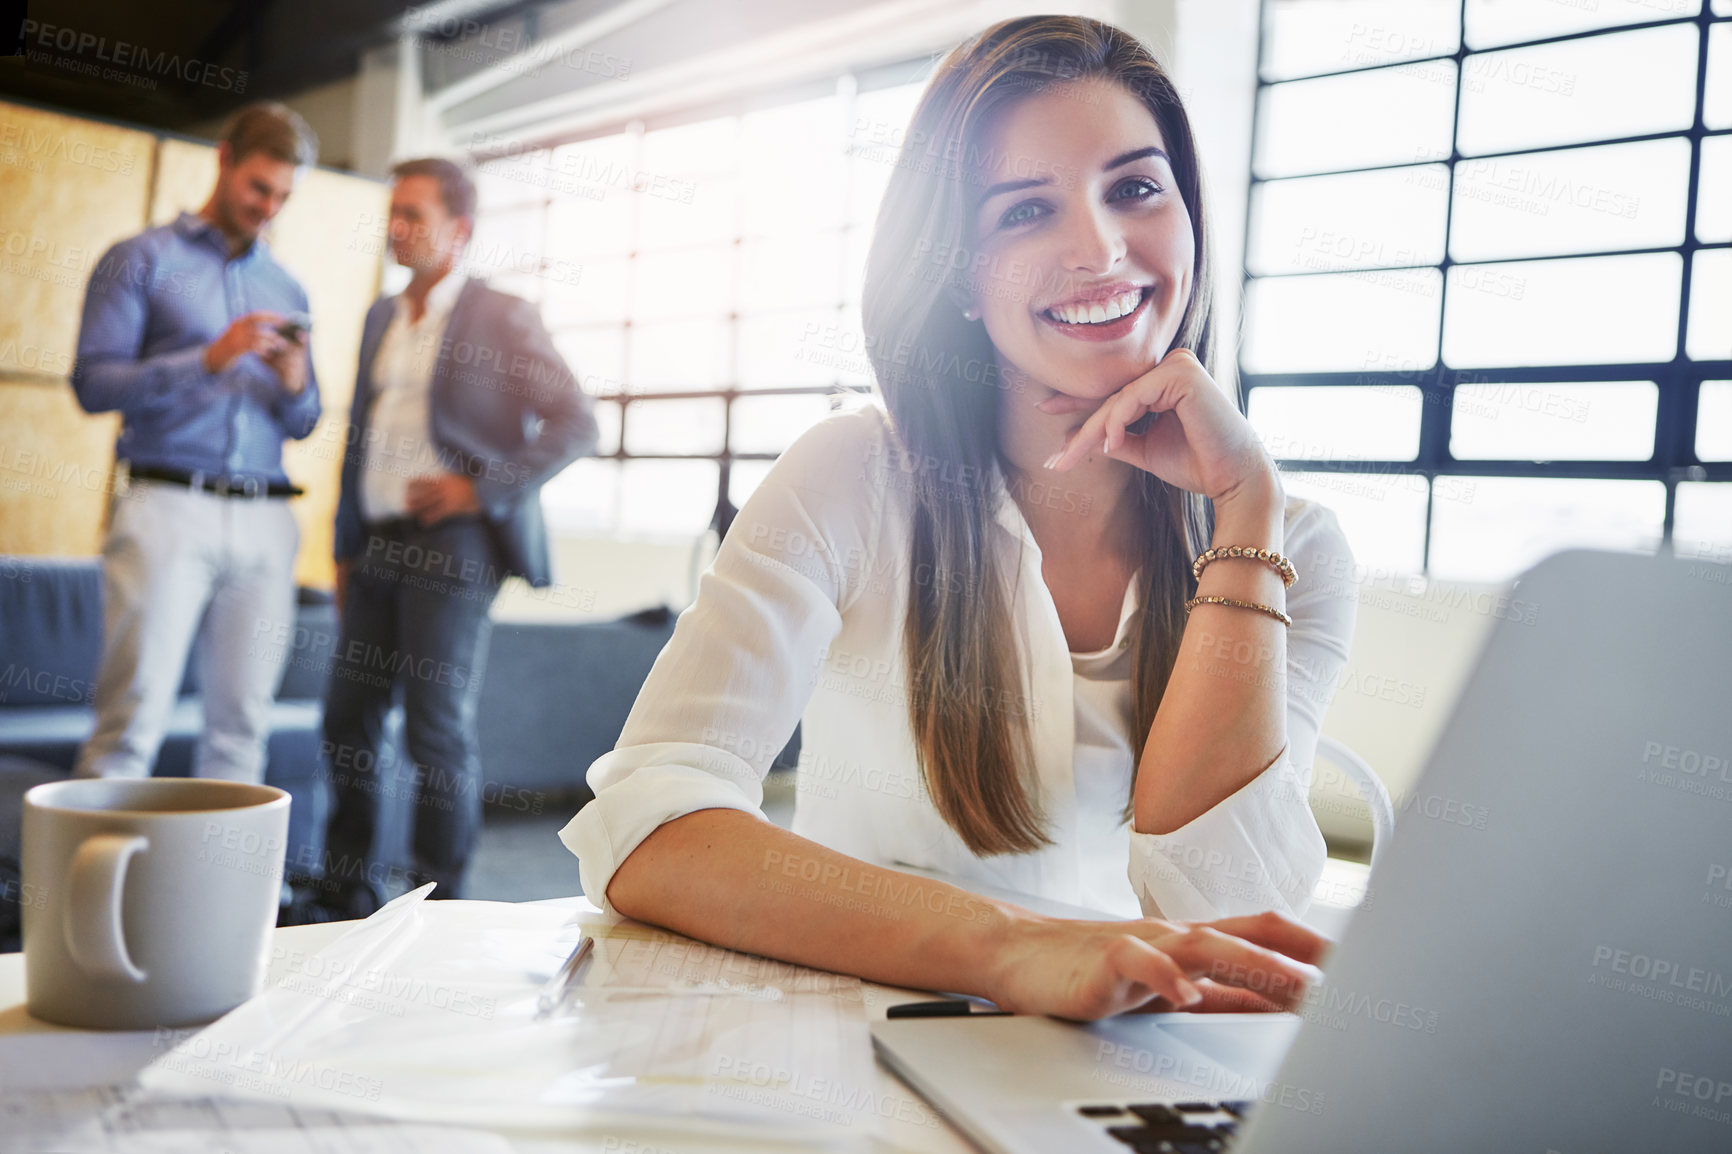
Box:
[137,888,878,1145]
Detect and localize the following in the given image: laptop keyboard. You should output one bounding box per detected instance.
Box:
[1076,1100,1250,1152]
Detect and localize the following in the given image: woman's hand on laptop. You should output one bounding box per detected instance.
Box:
[984,909,1328,1022]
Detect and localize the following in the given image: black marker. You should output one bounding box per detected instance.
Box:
[887,1000,1013,1019]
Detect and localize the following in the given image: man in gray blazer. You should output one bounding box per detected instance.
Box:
[304,158,596,919]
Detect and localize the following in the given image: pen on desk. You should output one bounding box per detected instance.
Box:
[886,999,1013,1019]
[534,933,594,1019]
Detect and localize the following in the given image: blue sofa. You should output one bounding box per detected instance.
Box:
[0,555,804,942]
[0,555,799,941]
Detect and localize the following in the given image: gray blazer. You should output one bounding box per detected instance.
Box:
[334,279,597,587]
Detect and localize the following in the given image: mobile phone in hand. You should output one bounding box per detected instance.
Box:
[276,312,313,342]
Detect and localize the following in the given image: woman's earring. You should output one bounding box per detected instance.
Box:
[962,307,980,321]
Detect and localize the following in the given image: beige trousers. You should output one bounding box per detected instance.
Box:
[75,479,300,783]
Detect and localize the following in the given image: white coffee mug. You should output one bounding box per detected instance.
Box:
[22,777,290,1029]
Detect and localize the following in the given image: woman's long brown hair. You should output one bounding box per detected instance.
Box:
[861,15,1220,855]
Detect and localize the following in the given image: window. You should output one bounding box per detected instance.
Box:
[471,71,928,539]
[1245,1,1730,581]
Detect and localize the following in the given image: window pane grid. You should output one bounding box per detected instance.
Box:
[1249,123,1731,185]
[472,73,930,537]
[1246,4,1731,579]
[1262,9,1712,84]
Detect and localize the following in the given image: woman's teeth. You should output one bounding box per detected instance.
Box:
[1045,288,1144,326]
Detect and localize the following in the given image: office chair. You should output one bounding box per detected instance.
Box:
[1314,733,1396,870]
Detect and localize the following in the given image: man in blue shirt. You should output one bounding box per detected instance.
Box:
[71,102,322,784]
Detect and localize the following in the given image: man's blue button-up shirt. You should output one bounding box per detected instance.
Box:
[71,212,321,485]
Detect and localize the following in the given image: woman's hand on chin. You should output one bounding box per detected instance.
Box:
[980,908,1329,1022]
[1037,347,1279,511]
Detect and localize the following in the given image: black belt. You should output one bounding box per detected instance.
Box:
[128,466,302,499]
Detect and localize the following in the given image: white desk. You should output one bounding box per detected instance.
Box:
[0,868,1367,1152]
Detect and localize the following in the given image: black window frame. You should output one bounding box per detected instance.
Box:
[1241,1,1731,572]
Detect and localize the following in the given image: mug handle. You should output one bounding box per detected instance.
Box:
[64,833,149,983]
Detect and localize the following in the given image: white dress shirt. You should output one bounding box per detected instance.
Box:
[561,404,1357,921]
[360,272,467,522]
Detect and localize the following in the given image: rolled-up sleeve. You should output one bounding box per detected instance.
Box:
[559,410,885,910]
[1128,499,1358,921]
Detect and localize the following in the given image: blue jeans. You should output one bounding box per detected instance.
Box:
[320,515,502,907]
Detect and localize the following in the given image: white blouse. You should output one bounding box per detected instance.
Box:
[560,404,1357,922]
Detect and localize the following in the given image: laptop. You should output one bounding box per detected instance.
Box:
[872,549,1732,1153]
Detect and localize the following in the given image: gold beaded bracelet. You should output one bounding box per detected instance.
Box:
[1192,545,1297,588]
[1184,594,1293,627]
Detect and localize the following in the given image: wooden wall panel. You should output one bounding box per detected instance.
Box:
[2,111,386,592]
[0,101,153,378]
[272,168,389,590]
[267,166,386,415]
[147,137,218,227]
[0,382,120,556]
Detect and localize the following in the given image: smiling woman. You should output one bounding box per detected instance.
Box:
[558,15,1358,1023]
